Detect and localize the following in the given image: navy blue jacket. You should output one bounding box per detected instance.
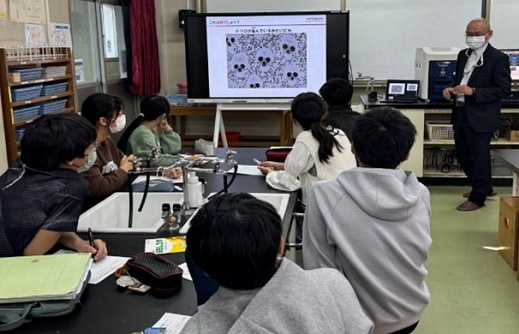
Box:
[451,44,511,132]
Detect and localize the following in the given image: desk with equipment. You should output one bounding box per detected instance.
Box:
[10,148,297,334]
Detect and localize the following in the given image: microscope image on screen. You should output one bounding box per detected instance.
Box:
[389,83,408,95]
[226,33,307,89]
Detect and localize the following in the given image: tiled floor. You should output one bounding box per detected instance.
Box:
[287,186,519,333]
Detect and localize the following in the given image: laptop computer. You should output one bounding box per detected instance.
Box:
[380,79,421,103]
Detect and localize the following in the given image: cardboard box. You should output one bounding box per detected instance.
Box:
[498,197,519,270]
[504,130,519,142]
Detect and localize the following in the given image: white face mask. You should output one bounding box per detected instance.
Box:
[77,150,97,173]
[109,114,126,133]
[466,36,486,50]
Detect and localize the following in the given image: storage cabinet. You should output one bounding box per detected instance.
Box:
[423,107,519,178]
[360,95,519,178]
[0,47,77,164]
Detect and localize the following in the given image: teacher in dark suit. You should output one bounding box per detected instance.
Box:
[443,18,511,212]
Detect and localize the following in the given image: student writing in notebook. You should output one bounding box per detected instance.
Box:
[0,114,108,260]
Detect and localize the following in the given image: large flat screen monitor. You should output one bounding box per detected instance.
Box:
[184,11,350,104]
[501,49,519,81]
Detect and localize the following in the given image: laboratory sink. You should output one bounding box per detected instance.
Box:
[179,192,291,234]
[77,192,185,233]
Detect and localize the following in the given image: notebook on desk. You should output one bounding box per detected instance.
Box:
[379,79,420,103]
[0,253,92,303]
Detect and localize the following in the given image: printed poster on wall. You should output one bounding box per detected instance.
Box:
[0,0,7,21]
[49,23,72,47]
[10,0,46,24]
[25,23,47,47]
[75,59,85,83]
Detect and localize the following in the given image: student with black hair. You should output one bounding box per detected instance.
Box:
[0,114,108,260]
[319,77,360,142]
[80,93,135,210]
[257,92,356,204]
[303,107,431,334]
[117,95,181,167]
[182,193,373,334]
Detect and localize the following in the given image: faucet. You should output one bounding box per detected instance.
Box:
[126,151,239,229]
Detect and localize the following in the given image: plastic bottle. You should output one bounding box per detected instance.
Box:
[186,172,203,208]
[172,203,183,226]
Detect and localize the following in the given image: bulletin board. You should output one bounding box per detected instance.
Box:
[0,0,70,48]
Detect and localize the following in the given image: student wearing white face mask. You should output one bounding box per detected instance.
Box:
[80,93,136,211]
[442,17,511,212]
[0,114,108,259]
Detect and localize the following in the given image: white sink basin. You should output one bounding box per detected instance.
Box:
[78,192,185,233]
[179,192,290,234]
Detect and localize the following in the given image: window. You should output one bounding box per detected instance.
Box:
[70,0,101,85]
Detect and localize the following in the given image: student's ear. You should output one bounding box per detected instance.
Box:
[98,117,110,127]
[277,236,285,256]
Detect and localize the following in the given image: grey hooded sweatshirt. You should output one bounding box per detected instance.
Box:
[181,258,373,334]
[303,167,431,334]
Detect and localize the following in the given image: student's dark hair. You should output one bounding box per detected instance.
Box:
[186,193,282,290]
[117,95,169,153]
[352,107,416,169]
[113,95,124,113]
[291,92,342,163]
[81,93,118,125]
[20,113,96,171]
[319,78,353,106]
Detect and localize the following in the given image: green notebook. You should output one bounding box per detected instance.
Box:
[0,253,92,303]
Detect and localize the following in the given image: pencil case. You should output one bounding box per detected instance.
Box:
[265,147,292,163]
[119,252,183,297]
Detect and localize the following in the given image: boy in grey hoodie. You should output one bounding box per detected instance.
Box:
[182,193,373,334]
[303,107,431,334]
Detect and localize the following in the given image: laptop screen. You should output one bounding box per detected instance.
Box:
[385,80,420,101]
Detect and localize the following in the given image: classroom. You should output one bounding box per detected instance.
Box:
[0,0,519,333]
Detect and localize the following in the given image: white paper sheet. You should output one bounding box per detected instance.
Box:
[54,250,130,285]
[178,262,192,281]
[152,313,191,334]
[133,175,184,184]
[227,164,263,176]
[88,256,130,285]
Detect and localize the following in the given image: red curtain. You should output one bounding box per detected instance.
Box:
[129,0,161,95]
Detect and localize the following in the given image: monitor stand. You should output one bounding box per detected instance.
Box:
[213,103,291,148]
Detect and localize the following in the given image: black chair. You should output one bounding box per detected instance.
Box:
[284,193,305,255]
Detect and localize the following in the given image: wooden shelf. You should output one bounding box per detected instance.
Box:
[423,169,512,179]
[7,58,70,66]
[424,138,519,145]
[11,91,72,107]
[9,75,71,87]
[13,107,75,127]
[1,47,77,164]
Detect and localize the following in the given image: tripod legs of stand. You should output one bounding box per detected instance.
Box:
[213,105,228,148]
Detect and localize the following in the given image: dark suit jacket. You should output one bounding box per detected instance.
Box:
[451,44,511,132]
